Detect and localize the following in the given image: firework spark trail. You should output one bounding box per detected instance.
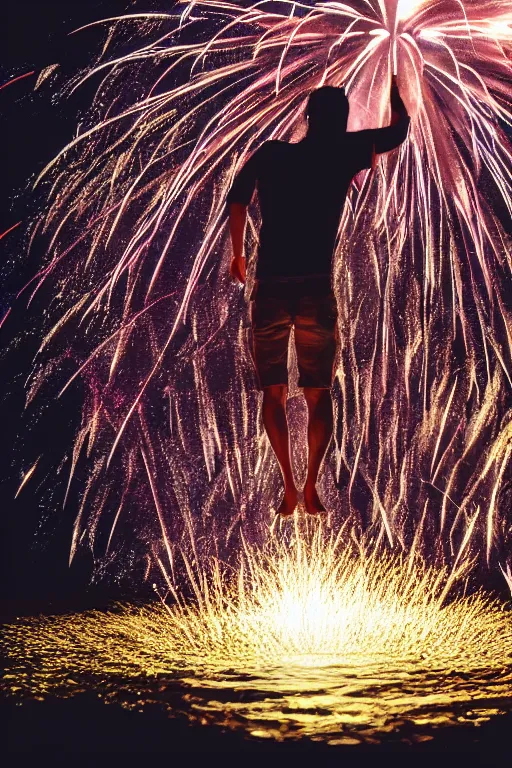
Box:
[2,524,512,741]
[6,1,512,581]
[4,530,512,669]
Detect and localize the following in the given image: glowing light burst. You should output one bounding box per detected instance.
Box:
[9,1,512,581]
[3,526,512,741]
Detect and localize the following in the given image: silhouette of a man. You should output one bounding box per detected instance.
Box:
[228,77,409,516]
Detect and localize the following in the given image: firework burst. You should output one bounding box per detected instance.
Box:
[3,524,512,741]
[6,1,512,582]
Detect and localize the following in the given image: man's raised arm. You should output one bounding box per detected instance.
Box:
[372,75,410,154]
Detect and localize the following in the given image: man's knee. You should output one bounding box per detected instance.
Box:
[303,386,331,404]
[303,387,333,419]
[263,384,288,404]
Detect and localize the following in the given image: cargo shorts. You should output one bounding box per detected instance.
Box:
[249,276,338,389]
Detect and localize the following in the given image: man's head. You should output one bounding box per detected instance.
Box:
[306,86,349,138]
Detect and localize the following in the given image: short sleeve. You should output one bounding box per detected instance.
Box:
[226,146,264,206]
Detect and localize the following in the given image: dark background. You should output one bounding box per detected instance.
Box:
[1,0,166,618]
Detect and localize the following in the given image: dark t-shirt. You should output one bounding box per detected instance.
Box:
[227,118,410,278]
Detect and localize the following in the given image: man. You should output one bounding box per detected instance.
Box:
[227,77,410,517]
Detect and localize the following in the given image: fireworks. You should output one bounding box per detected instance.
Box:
[5,1,512,581]
[3,523,512,741]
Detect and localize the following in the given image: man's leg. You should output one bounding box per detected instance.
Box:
[262,384,298,516]
[303,387,333,515]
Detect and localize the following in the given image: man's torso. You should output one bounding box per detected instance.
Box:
[254,136,372,278]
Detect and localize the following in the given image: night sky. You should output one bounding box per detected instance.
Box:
[2,1,166,617]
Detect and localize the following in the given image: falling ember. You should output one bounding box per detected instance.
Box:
[3,525,512,742]
[14,458,40,499]
[3,0,512,585]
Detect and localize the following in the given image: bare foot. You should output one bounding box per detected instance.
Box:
[304,484,327,515]
[278,487,298,517]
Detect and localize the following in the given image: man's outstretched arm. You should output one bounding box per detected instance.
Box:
[229,203,248,284]
[372,75,410,154]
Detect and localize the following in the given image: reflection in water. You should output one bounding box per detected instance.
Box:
[3,531,512,743]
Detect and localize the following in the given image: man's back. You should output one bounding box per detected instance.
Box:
[227,116,409,278]
[250,136,374,277]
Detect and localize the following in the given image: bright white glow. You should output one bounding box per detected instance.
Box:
[398,0,426,21]
[419,29,443,39]
[3,528,512,743]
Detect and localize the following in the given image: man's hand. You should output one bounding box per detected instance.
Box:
[230,255,246,285]
[371,75,410,156]
[229,203,248,285]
